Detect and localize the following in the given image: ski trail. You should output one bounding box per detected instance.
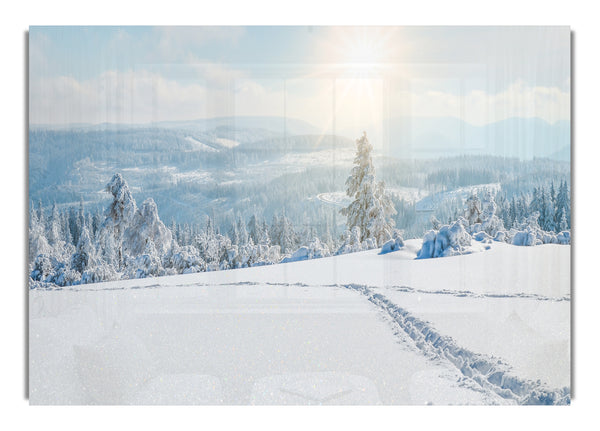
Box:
[385,285,570,302]
[34,280,569,304]
[343,283,570,405]
[169,281,569,303]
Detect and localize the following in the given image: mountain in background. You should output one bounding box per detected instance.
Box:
[380,117,570,161]
[30,116,320,137]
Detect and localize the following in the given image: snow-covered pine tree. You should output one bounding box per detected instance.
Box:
[464,194,482,226]
[556,180,570,230]
[130,238,163,279]
[529,187,542,216]
[228,217,240,245]
[367,184,397,245]
[47,203,63,247]
[86,212,94,239]
[559,207,568,232]
[275,214,297,254]
[28,203,50,265]
[169,219,178,246]
[247,214,262,245]
[269,214,280,248]
[479,190,504,236]
[340,132,396,246]
[36,199,44,225]
[78,197,85,239]
[260,220,271,245]
[430,215,442,230]
[71,224,95,274]
[97,173,138,270]
[236,213,249,246]
[123,198,172,257]
[508,196,517,229]
[540,188,556,232]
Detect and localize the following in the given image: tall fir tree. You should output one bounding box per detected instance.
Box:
[340,132,396,245]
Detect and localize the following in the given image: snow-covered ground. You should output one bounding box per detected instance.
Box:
[29,240,570,405]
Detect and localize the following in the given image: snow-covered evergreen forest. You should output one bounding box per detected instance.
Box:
[29,126,571,288]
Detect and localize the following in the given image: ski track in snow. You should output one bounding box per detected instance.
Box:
[342,283,570,405]
[385,285,570,302]
[35,280,570,303]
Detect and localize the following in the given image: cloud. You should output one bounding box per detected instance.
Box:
[30,59,570,130]
[30,70,210,124]
[151,26,246,63]
[28,31,52,78]
[405,80,570,125]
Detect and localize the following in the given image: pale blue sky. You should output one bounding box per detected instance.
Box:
[29,26,570,129]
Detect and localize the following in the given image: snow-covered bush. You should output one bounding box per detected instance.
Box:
[363,237,377,250]
[30,254,56,283]
[557,231,571,245]
[80,264,119,284]
[473,231,493,243]
[53,265,81,286]
[508,212,562,246]
[127,240,164,279]
[494,231,508,242]
[511,227,542,246]
[380,230,405,254]
[417,220,472,259]
[308,237,331,259]
[261,245,282,266]
[280,238,331,263]
[31,254,82,286]
[280,246,310,263]
[168,245,205,274]
[336,226,363,255]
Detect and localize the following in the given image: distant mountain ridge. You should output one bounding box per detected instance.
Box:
[30,115,571,161]
[381,116,570,161]
[30,116,320,137]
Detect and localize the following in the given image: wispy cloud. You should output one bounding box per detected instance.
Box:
[404,80,569,125]
[30,70,209,124]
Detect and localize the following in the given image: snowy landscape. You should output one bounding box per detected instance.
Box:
[28,26,571,405]
[28,128,571,405]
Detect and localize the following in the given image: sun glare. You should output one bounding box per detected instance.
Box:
[325,26,397,67]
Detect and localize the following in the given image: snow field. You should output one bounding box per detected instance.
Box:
[30,283,502,405]
[30,240,570,404]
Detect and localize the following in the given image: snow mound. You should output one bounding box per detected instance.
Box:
[281,238,331,263]
[379,231,405,254]
[417,220,472,259]
[473,231,493,243]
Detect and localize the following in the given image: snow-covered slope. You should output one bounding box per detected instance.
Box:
[29,241,570,405]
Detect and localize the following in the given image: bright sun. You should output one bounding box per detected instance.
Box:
[326,26,397,66]
[306,27,400,142]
